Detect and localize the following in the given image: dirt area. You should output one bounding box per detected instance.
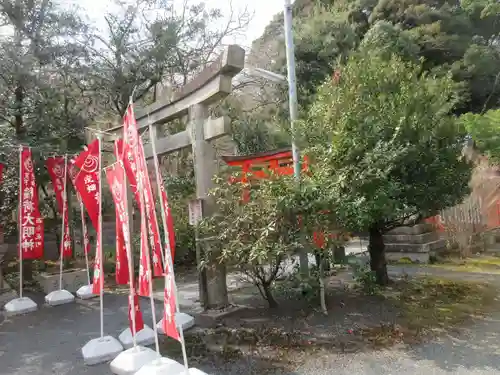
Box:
[157,274,499,374]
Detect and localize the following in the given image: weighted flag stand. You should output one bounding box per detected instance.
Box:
[148,118,195,334]
[81,134,123,365]
[45,155,75,306]
[76,194,96,299]
[110,101,160,375]
[3,146,38,316]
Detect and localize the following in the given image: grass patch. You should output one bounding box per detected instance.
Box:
[429,255,500,274]
[363,277,499,347]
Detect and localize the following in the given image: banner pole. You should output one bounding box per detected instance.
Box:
[149,119,189,371]
[97,135,104,339]
[79,196,91,286]
[58,155,68,290]
[138,176,160,354]
[18,146,23,299]
[119,160,138,349]
[136,149,160,354]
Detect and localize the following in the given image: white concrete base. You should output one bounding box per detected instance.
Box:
[45,289,75,306]
[134,357,185,375]
[119,324,156,349]
[82,335,124,365]
[188,368,210,375]
[110,346,160,375]
[157,312,195,335]
[76,284,96,299]
[4,297,37,316]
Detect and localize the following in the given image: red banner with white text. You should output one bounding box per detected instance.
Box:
[105,162,129,285]
[162,273,180,341]
[160,184,176,261]
[19,147,44,259]
[118,107,163,277]
[46,157,72,258]
[69,164,91,256]
[79,194,91,255]
[72,139,100,232]
[91,240,102,294]
[128,293,145,334]
[71,140,102,294]
[138,212,151,297]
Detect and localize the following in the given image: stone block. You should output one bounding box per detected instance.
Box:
[387,223,434,236]
[385,239,446,253]
[35,268,89,294]
[383,231,438,244]
[43,240,59,260]
[386,252,430,263]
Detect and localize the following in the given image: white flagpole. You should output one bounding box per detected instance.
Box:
[137,165,161,355]
[97,135,104,339]
[58,155,68,290]
[18,145,23,299]
[128,100,162,354]
[79,196,91,286]
[148,119,189,373]
[118,161,138,349]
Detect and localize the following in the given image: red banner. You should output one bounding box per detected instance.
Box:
[92,239,102,294]
[72,139,100,232]
[46,157,72,258]
[162,273,180,341]
[118,107,163,277]
[160,185,176,261]
[138,213,151,297]
[0,162,4,185]
[79,195,91,255]
[128,293,145,334]
[105,162,129,285]
[19,147,44,259]
[72,140,102,295]
[69,164,91,256]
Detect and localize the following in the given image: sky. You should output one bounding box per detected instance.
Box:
[77,0,286,48]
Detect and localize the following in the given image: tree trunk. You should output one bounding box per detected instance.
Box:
[318,253,327,315]
[262,282,278,308]
[14,84,24,135]
[368,225,389,286]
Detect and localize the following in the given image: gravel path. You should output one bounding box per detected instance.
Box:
[288,313,500,374]
[2,265,500,375]
[284,266,500,375]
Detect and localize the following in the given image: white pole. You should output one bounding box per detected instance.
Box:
[284,0,309,274]
[119,161,138,348]
[18,146,23,299]
[58,155,68,290]
[284,0,300,180]
[137,165,160,354]
[97,135,104,339]
[148,121,170,270]
[79,196,91,286]
[149,121,189,371]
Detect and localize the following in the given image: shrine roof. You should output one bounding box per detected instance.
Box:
[221,147,293,165]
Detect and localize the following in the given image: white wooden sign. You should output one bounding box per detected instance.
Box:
[188,199,203,225]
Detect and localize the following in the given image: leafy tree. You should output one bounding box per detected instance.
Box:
[298,53,472,285]
[0,0,93,234]
[460,109,500,163]
[266,0,500,114]
[89,0,251,117]
[201,174,301,308]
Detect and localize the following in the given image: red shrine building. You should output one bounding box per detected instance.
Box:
[221,148,338,248]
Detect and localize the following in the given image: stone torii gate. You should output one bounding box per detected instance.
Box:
[108,45,245,309]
